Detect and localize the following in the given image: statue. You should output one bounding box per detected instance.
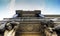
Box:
[40,20,57,36]
[4,21,19,36]
[52,25,60,36]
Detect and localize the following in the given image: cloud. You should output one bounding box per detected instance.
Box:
[7,0,15,17]
[0,0,60,20]
[15,0,45,11]
[0,0,15,20]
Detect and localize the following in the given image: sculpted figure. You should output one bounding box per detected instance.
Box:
[41,20,57,36]
[52,25,60,36]
[4,22,19,36]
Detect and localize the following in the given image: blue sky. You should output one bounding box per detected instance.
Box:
[0,0,60,20]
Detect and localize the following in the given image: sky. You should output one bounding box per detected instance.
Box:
[0,0,60,20]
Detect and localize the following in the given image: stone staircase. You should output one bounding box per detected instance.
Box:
[15,10,44,36]
[0,10,60,36]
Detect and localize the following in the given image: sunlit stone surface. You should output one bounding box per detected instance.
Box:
[4,29,15,36]
[1,10,60,36]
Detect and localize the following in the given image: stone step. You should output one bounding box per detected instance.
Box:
[20,21,40,24]
[16,32,43,36]
[16,10,41,14]
[16,10,41,17]
[22,14,35,17]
